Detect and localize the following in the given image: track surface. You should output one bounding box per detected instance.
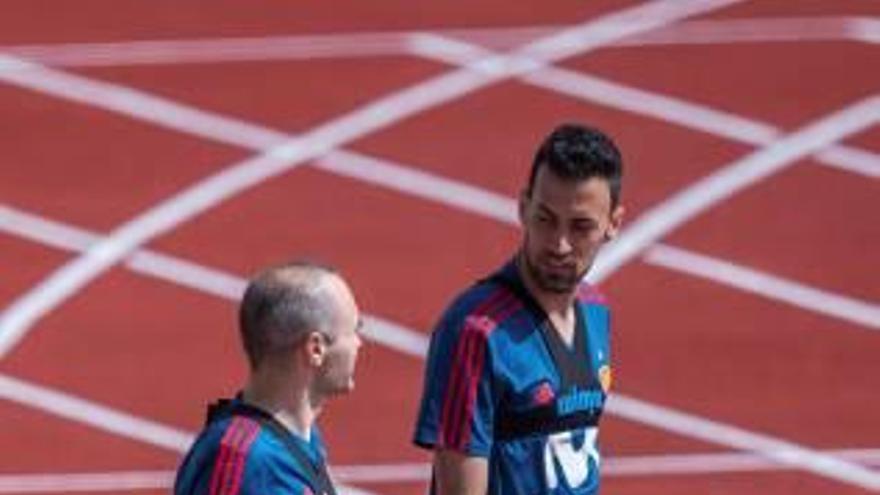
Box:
[1,1,878,494]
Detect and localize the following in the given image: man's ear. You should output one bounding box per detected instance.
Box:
[604,204,625,241]
[303,331,326,367]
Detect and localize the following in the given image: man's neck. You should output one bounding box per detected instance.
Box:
[516,254,579,346]
[515,254,577,318]
[242,371,319,441]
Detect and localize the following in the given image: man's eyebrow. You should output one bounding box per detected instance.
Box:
[536,203,557,216]
[572,216,597,225]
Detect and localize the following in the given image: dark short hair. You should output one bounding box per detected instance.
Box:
[527,123,623,207]
[238,261,338,369]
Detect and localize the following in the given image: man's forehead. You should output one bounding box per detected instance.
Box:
[531,174,612,213]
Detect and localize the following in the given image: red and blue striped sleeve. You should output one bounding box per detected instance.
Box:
[175,417,314,495]
[207,416,262,495]
[413,285,522,456]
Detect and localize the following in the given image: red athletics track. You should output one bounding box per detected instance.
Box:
[1,1,879,494]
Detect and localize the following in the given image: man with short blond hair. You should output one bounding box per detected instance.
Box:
[175,262,363,495]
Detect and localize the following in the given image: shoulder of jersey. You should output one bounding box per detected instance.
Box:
[576,283,608,305]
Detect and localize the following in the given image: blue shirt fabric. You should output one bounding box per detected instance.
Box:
[413,260,612,495]
[175,398,328,495]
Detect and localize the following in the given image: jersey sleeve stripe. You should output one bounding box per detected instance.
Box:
[209,417,248,495]
[450,328,485,450]
[209,416,260,495]
[215,417,252,495]
[223,417,261,495]
[453,298,522,450]
[443,290,522,451]
[441,327,477,448]
[438,287,513,449]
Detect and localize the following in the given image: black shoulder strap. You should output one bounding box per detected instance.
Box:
[206,398,338,495]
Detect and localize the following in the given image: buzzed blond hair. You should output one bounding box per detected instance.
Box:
[238,261,339,369]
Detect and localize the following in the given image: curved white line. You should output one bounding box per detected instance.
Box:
[644,244,880,330]
[588,95,880,283]
[0,471,173,493]
[621,16,856,46]
[4,446,880,492]
[607,394,880,490]
[0,375,379,495]
[0,33,416,67]
[1,16,877,70]
[0,373,192,452]
[0,204,431,360]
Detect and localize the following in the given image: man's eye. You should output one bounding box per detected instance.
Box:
[572,222,595,233]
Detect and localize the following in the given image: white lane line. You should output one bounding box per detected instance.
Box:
[506,0,741,64]
[0,0,739,360]
[0,471,173,493]
[133,253,427,362]
[0,205,97,253]
[0,376,374,495]
[0,373,193,452]
[524,68,880,180]
[359,313,429,358]
[0,32,416,67]
[588,96,880,284]
[2,16,877,70]
[607,394,880,490]
[412,31,880,180]
[277,448,880,479]
[645,244,880,330]
[526,66,780,145]
[849,17,880,45]
[620,16,860,46]
[333,463,432,484]
[3,447,880,492]
[816,145,880,178]
[606,448,880,477]
[0,204,427,359]
[127,250,245,301]
[0,55,287,151]
[313,150,518,225]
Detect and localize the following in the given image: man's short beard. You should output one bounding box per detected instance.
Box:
[521,251,585,294]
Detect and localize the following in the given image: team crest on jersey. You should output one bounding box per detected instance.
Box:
[531,381,556,406]
[598,365,612,393]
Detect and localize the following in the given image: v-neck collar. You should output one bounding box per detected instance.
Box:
[491,259,595,392]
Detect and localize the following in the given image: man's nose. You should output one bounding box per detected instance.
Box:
[550,230,573,255]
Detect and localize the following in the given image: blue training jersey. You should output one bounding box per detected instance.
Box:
[413,260,612,495]
[175,397,329,495]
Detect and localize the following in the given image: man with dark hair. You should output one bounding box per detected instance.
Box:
[175,262,363,495]
[413,123,624,495]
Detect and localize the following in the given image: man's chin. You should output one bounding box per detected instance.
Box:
[536,274,578,294]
